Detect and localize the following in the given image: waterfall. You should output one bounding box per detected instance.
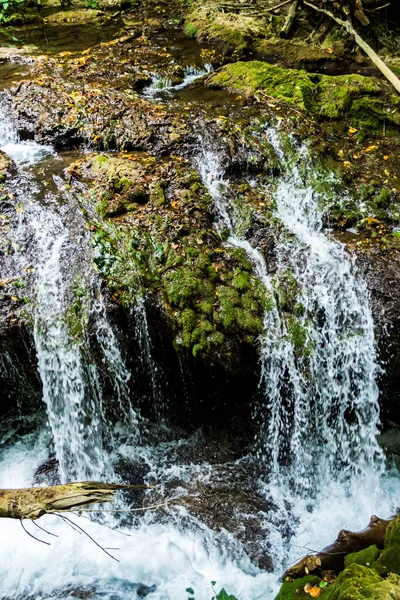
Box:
[196,128,384,499]
[32,210,106,482]
[262,129,384,493]
[0,107,139,482]
[142,64,213,98]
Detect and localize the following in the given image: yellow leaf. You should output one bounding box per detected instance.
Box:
[383,155,389,160]
[384,169,390,176]
[10,296,18,301]
[338,149,344,157]
[365,145,378,153]
[16,207,23,213]
[327,48,333,54]
[304,584,321,598]
[343,161,352,166]
[348,127,358,135]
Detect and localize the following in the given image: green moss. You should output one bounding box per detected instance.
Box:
[150,183,166,207]
[185,6,264,52]
[232,272,250,292]
[184,22,198,37]
[375,189,391,209]
[324,563,400,600]
[274,575,322,600]
[180,308,197,331]
[208,62,397,131]
[65,276,90,344]
[345,546,381,569]
[287,316,310,357]
[209,61,310,107]
[374,514,400,576]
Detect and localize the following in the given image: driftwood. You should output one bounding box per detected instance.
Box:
[303,0,400,95]
[282,513,396,581]
[0,481,151,520]
[280,0,300,38]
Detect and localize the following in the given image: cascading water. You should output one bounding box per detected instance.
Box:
[142,64,213,98]
[196,125,398,568]
[261,129,384,493]
[0,107,278,600]
[0,105,139,481]
[32,210,106,482]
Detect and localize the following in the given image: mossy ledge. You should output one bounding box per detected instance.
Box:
[70,152,268,368]
[206,61,400,132]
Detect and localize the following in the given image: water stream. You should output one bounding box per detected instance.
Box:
[0,72,399,600]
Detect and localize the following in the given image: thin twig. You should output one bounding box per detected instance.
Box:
[75,512,131,537]
[54,513,120,562]
[20,520,51,546]
[32,521,59,538]
[364,3,390,12]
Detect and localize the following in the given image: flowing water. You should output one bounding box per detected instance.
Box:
[0,71,399,600]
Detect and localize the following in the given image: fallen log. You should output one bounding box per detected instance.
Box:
[282,513,397,581]
[0,481,151,520]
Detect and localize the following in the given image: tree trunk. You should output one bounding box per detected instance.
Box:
[0,482,150,520]
[282,513,396,580]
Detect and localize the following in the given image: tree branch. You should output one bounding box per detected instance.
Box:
[0,482,152,520]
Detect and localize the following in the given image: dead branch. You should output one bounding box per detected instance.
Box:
[303,0,400,94]
[0,481,152,520]
[280,0,300,38]
[282,513,396,580]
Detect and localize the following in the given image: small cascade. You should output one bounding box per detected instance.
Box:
[31,210,106,482]
[142,64,213,98]
[0,107,139,481]
[262,129,384,492]
[133,298,166,421]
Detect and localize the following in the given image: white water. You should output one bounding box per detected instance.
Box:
[196,130,400,567]
[0,106,399,600]
[142,64,213,98]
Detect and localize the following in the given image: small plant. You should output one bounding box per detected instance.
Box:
[184,23,198,37]
[185,582,238,600]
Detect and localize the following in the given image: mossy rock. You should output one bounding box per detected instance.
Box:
[274,575,322,600]
[344,545,381,569]
[184,6,264,52]
[74,152,266,367]
[323,563,400,599]
[207,62,398,131]
[208,61,311,107]
[374,514,400,576]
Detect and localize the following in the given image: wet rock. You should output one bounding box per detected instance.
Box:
[0,151,15,182]
[10,78,193,154]
[34,456,61,486]
[68,152,266,372]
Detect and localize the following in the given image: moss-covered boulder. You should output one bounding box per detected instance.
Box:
[70,152,268,366]
[324,564,400,600]
[206,62,399,131]
[374,514,400,576]
[344,545,381,570]
[274,575,323,600]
